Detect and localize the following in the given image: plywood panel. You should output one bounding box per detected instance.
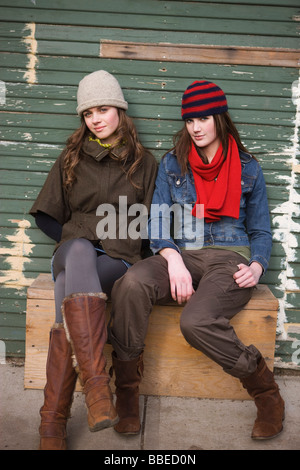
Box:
[100,41,300,68]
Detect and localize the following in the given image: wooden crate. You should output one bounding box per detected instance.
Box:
[25,273,279,400]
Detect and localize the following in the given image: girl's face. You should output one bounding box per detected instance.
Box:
[185,115,221,162]
[83,106,120,145]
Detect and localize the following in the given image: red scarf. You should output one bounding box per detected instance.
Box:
[188,135,241,222]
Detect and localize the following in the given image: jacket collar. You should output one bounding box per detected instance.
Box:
[81,136,125,162]
[239,149,252,163]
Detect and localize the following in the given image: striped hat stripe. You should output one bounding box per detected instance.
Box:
[184,82,221,97]
[183,90,224,103]
[182,93,227,108]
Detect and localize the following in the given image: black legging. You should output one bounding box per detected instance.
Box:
[52,238,128,323]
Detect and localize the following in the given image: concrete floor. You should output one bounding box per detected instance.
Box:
[1,360,299,451]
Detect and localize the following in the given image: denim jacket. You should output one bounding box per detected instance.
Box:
[148,149,272,273]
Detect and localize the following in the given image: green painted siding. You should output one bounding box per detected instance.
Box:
[0,0,299,367]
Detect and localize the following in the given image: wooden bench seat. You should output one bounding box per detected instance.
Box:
[24,273,279,400]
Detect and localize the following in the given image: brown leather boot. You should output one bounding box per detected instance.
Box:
[111,351,143,435]
[240,356,285,439]
[39,324,77,450]
[62,293,118,432]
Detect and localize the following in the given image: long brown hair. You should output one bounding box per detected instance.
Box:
[173,112,253,175]
[63,109,147,190]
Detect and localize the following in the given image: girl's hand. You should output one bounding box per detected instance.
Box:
[233,262,263,288]
[159,248,195,304]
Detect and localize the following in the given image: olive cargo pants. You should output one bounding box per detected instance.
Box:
[109,249,261,378]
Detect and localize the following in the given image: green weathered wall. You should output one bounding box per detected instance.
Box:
[0,0,299,367]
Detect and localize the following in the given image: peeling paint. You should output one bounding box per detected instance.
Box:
[274,357,300,370]
[0,80,6,105]
[272,75,300,340]
[272,189,300,217]
[22,132,33,141]
[22,23,38,85]
[274,174,292,184]
[0,219,35,289]
[231,71,253,76]
[0,141,62,150]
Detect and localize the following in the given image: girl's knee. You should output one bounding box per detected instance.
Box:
[121,259,155,286]
[180,309,210,343]
[55,270,65,286]
[180,313,195,341]
[112,266,144,297]
[67,238,94,257]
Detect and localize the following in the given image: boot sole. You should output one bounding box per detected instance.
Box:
[114,429,141,436]
[89,416,119,433]
[113,423,141,436]
[251,424,284,440]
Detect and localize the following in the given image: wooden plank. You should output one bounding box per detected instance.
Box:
[0,7,298,37]
[100,41,300,68]
[1,0,298,22]
[2,24,299,53]
[24,274,278,399]
[1,241,54,259]
[0,142,292,168]
[0,227,55,245]
[0,154,292,175]
[0,256,51,275]
[3,78,296,100]
[0,157,56,172]
[26,273,279,310]
[12,34,299,66]
[0,114,296,142]
[2,92,295,115]
[2,52,298,85]
[0,103,294,130]
[27,273,55,300]
[285,307,300,322]
[32,22,300,50]
[3,82,295,109]
[0,170,48,187]
[3,340,25,357]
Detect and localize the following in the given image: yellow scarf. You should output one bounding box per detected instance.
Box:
[88,136,111,148]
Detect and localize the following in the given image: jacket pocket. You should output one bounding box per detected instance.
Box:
[168,174,191,203]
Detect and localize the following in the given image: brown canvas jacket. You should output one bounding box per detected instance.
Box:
[30,137,158,264]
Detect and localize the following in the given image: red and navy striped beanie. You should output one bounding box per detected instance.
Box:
[181,80,228,120]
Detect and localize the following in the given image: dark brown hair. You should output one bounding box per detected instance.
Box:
[63,109,147,190]
[173,112,253,175]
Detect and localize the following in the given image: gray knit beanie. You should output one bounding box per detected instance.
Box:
[76,70,128,116]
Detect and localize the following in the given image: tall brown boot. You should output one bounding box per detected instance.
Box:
[62,293,118,432]
[39,324,78,450]
[111,351,143,435]
[240,356,285,439]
